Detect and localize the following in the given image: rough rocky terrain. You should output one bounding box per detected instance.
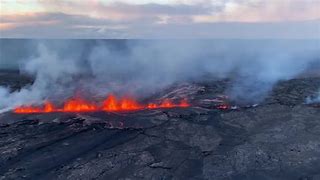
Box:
[0,71,320,180]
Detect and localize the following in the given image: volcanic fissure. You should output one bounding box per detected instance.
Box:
[13,94,190,114]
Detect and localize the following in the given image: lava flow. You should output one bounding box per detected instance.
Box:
[13,94,190,114]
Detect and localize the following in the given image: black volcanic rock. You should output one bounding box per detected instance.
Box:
[0,71,320,180]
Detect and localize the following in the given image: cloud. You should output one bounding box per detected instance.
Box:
[1,17,319,39]
[1,12,121,25]
[193,0,320,22]
[0,0,319,38]
[37,1,215,20]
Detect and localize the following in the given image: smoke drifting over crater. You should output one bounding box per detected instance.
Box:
[0,39,319,112]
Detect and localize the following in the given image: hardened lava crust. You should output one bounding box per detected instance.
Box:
[0,71,320,180]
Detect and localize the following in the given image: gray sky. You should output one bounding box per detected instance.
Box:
[0,0,319,38]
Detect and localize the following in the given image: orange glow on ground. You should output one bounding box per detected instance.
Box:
[13,95,190,114]
[63,98,98,112]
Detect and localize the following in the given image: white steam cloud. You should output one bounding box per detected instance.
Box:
[0,39,319,112]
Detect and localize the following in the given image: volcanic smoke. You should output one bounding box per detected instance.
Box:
[13,94,190,114]
[0,40,319,114]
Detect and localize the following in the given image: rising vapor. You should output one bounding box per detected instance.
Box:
[0,39,319,112]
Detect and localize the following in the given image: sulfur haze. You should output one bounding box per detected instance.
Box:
[0,39,319,112]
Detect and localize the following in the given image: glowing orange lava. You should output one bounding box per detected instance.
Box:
[14,106,42,114]
[44,101,54,112]
[216,104,230,110]
[102,94,144,111]
[63,98,98,112]
[179,99,190,107]
[13,94,190,114]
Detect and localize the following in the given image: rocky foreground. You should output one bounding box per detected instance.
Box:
[0,72,320,180]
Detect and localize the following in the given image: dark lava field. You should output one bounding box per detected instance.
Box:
[1,71,320,180]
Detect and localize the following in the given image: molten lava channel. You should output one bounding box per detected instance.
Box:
[13,94,190,114]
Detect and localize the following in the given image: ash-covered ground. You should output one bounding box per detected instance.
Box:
[1,71,320,180]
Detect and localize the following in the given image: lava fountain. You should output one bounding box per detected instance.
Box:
[13,94,190,114]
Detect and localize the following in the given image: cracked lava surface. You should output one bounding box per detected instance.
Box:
[1,71,320,180]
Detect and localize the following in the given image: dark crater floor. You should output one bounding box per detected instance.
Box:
[0,71,320,180]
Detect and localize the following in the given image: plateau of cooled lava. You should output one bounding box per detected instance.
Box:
[1,70,320,180]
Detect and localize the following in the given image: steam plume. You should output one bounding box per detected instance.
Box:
[0,39,319,112]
